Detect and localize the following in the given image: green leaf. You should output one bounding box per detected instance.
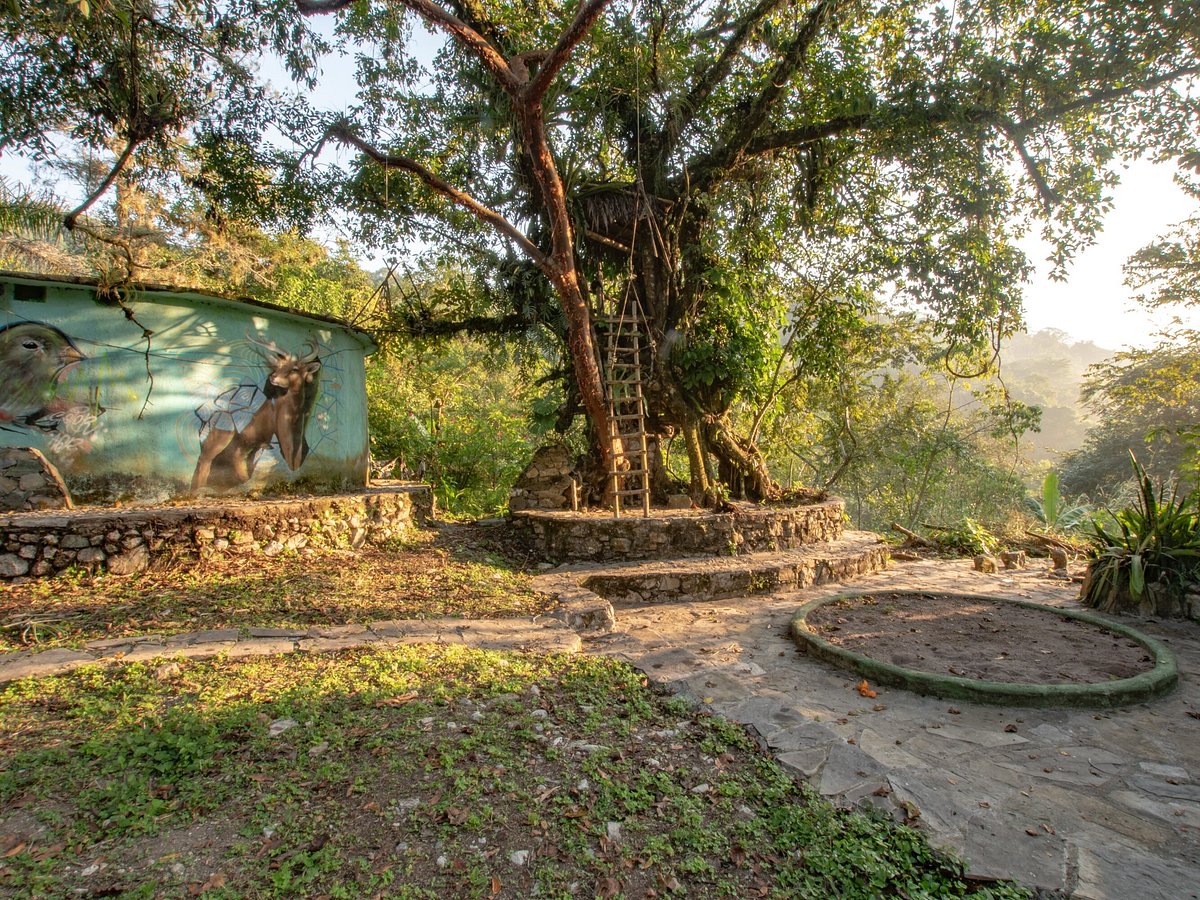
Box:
[1129,555,1145,597]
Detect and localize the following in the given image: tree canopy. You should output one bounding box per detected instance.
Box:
[5,0,1200,502]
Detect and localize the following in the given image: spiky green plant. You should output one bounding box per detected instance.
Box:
[1081,455,1200,615]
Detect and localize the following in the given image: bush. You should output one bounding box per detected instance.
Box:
[1081,456,1200,615]
[366,339,549,518]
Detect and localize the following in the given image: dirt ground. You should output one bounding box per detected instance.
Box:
[806,591,1154,684]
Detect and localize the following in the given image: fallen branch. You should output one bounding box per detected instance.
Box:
[1024,530,1078,553]
[890,523,934,548]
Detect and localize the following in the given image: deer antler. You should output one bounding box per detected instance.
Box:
[299,337,321,364]
[245,331,290,362]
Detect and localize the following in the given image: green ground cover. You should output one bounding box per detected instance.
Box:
[0,646,1027,899]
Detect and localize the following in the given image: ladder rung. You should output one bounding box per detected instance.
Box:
[608,379,645,385]
[612,414,644,420]
[599,316,645,324]
[615,489,649,496]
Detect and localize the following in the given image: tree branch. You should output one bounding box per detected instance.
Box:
[1017,64,1200,133]
[63,138,139,230]
[327,123,550,269]
[743,114,874,156]
[660,0,790,160]
[997,118,1059,212]
[299,0,520,93]
[296,0,357,10]
[526,0,613,100]
[381,313,531,338]
[695,0,845,182]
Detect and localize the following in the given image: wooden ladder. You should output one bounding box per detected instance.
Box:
[600,296,651,517]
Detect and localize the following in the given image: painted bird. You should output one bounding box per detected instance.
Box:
[0,322,86,427]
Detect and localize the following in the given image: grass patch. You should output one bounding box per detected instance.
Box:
[0,646,1028,898]
[0,529,549,651]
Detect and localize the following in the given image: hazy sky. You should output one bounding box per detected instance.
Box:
[1019,159,1197,351]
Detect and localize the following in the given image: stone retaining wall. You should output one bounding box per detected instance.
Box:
[512,498,845,563]
[508,444,575,513]
[0,448,72,512]
[0,484,432,581]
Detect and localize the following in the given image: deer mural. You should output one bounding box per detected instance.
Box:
[191,336,322,491]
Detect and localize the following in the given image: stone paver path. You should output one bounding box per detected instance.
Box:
[587,558,1200,900]
[0,618,581,682]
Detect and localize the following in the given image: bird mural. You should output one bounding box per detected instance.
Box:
[0,321,86,429]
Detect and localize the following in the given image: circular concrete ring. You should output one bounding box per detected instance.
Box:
[790,591,1178,708]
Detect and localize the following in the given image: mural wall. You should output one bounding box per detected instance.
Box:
[0,275,373,504]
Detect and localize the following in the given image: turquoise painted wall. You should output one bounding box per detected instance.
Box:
[0,276,372,503]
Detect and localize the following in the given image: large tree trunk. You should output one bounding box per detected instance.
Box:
[514,104,620,495]
[705,415,778,502]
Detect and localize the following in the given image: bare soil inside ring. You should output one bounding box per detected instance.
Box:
[806,592,1153,684]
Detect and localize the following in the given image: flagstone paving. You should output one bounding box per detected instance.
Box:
[585,557,1200,900]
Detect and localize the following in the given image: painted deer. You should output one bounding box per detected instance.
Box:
[191,336,322,490]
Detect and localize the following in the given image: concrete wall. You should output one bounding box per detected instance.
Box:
[0,275,372,503]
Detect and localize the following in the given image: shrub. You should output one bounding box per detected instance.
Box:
[1026,471,1094,533]
[1081,456,1200,615]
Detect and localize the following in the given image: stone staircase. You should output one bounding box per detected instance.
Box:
[534,530,890,634]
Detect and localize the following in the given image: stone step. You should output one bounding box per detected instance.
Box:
[535,532,889,632]
[577,532,889,606]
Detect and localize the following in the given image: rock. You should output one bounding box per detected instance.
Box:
[61,535,91,549]
[76,547,106,565]
[509,850,530,866]
[17,473,46,492]
[17,545,37,560]
[0,554,29,577]
[268,717,299,736]
[309,741,329,757]
[155,663,182,681]
[1050,547,1069,570]
[263,540,285,557]
[973,554,998,573]
[999,550,1026,569]
[605,822,622,842]
[667,494,693,510]
[107,545,149,575]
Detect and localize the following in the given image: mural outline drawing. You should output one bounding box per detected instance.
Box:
[191,335,322,490]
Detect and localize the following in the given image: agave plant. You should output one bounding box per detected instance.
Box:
[1081,455,1200,615]
[1026,471,1094,533]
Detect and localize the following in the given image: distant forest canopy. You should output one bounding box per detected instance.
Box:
[1001,328,1110,462]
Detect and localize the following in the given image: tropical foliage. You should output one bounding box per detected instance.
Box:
[1026,472,1094,533]
[1081,457,1200,615]
[1064,330,1200,501]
